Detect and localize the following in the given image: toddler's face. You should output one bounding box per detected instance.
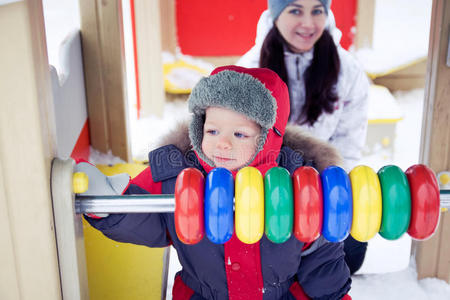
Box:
[201,107,261,171]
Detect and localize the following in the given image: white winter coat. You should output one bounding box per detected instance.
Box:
[237,10,369,171]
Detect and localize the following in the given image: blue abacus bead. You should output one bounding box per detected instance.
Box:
[321,166,352,242]
[205,168,234,244]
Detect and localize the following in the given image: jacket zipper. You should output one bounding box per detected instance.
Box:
[295,57,300,80]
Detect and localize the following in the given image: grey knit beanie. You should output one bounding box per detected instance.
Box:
[268,0,331,21]
[188,65,281,167]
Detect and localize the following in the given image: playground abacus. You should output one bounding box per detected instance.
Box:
[72,161,450,245]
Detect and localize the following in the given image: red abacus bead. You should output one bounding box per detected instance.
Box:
[292,166,323,243]
[405,164,440,240]
[175,168,205,244]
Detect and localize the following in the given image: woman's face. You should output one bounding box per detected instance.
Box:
[275,0,327,53]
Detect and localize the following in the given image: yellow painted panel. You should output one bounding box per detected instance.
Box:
[84,163,165,299]
[368,118,403,125]
[163,60,209,94]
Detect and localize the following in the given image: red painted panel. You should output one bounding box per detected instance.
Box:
[70,120,91,161]
[130,0,141,119]
[331,1,357,50]
[176,0,357,55]
[176,0,267,56]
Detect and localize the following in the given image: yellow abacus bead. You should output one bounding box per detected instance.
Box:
[235,167,264,244]
[349,166,382,242]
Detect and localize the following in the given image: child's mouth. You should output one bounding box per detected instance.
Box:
[214,156,234,163]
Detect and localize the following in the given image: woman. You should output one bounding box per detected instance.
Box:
[238,0,369,275]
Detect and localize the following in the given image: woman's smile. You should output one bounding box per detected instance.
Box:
[296,31,316,41]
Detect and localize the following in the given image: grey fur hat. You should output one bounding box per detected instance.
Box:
[269,0,331,21]
[188,65,289,167]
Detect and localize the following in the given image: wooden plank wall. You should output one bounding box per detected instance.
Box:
[0,1,61,298]
[160,0,177,54]
[134,0,165,117]
[415,0,450,283]
[355,0,375,49]
[79,0,131,162]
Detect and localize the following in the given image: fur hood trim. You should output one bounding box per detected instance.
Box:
[156,121,342,172]
[283,124,342,171]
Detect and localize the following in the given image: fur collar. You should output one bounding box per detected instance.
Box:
[283,124,343,171]
[157,121,342,172]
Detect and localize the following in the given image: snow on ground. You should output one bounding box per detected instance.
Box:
[360,88,425,171]
[371,0,432,54]
[351,263,450,300]
[128,99,190,162]
[354,0,432,76]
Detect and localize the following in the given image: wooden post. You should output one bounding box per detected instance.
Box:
[133,0,165,117]
[0,0,61,298]
[355,0,375,49]
[79,0,131,162]
[415,0,450,283]
[160,0,177,54]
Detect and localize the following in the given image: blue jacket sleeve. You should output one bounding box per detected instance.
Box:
[297,237,351,299]
[84,184,171,248]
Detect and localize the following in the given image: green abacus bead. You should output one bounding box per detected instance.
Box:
[264,167,293,243]
[378,165,411,240]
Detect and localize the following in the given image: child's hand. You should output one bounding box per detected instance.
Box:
[74,161,130,218]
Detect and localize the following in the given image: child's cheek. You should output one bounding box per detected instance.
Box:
[201,139,207,155]
[201,137,213,160]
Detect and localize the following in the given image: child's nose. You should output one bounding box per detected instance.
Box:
[217,137,232,149]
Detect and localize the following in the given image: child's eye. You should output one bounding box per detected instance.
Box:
[312,8,324,15]
[234,132,248,138]
[206,129,218,135]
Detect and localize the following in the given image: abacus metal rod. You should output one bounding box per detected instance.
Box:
[441,190,450,208]
[75,191,450,214]
[75,195,175,213]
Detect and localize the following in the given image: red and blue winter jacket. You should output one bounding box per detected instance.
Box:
[86,65,351,299]
[86,122,351,300]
